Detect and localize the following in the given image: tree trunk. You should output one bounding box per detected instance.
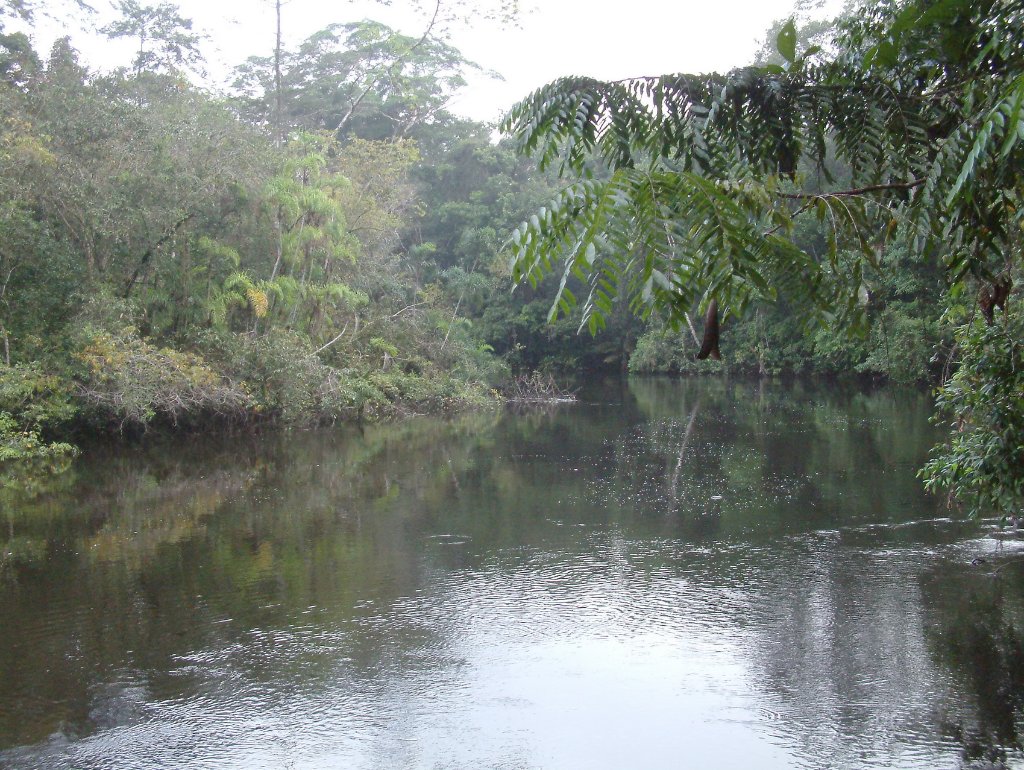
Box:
[274,0,283,148]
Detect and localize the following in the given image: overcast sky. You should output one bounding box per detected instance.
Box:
[28,0,824,123]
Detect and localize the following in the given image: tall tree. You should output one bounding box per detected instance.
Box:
[102,0,205,79]
[232,19,480,142]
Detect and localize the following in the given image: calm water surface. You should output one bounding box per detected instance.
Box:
[2,378,1024,769]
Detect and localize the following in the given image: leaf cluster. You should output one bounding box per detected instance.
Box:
[501,0,1024,335]
[922,311,1024,517]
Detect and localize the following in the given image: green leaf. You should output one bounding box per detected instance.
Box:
[872,40,898,68]
[776,19,797,64]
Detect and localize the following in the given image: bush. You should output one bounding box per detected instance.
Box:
[0,364,77,487]
[922,311,1024,518]
[362,368,493,415]
[194,328,365,423]
[74,326,252,430]
[629,324,725,375]
[0,362,76,432]
[0,411,76,463]
[856,308,943,384]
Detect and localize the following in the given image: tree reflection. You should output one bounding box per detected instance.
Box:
[603,377,943,538]
[924,558,1024,766]
[0,412,506,747]
[4,379,1022,770]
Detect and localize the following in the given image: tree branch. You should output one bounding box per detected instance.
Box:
[779,178,925,200]
[335,0,442,134]
[314,321,349,355]
[122,213,194,299]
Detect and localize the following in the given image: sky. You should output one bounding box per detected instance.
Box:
[25,0,823,123]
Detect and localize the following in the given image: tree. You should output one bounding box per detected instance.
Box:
[501,0,1023,515]
[232,19,480,142]
[0,0,93,37]
[102,0,205,80]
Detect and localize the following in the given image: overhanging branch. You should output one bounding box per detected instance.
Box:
[779,178,925,200]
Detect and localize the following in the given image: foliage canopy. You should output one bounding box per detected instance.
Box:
[502,0,1021,335]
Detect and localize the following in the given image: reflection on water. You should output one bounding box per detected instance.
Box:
[1,377,1023,769]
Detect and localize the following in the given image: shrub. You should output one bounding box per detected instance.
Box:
[194,328,364,423]
[856,308,943,384]
[629,325,726,375]
[922,312,1024,518]
[0,411,76,463]
[0,362,76,432]
[74,327,251,430]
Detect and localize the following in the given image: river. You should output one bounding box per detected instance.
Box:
[2,377,1023,769]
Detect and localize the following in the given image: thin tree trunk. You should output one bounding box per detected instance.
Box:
[314,321,349,355]
[0,248,14,363]
[267,0,285,336]
[135,32,146,107]
[269,207,284,282]
[122,213,193,299]
[274,0,283,148]
[0,323,10,367]
[683,312,700,347]
[438,294,462,355]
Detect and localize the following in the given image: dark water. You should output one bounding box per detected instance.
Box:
[2,378,1024,770]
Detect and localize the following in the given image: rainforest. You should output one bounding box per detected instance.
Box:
[2,0,1024,767]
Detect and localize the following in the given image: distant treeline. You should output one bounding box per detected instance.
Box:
[0,1,946,470]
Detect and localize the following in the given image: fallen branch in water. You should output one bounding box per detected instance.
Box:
[500,372,577,404]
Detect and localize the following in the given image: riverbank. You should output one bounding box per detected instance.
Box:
[0,322,503,471]
[0,321,598,480]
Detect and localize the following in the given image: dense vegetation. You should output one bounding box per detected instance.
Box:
[503,0,1022,517]
[0,1,572,463]
[0,0,1010,519]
